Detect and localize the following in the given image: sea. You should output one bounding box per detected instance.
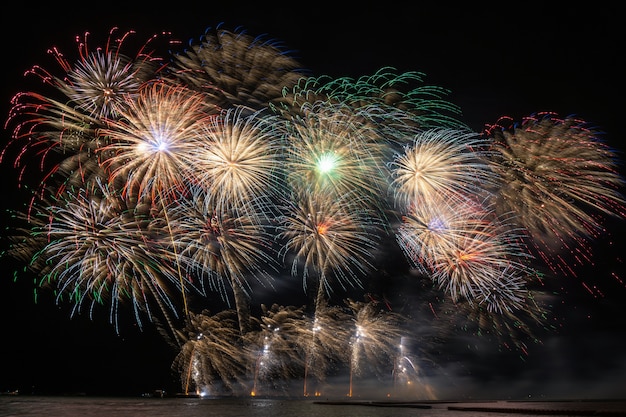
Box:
[1,396,626,417]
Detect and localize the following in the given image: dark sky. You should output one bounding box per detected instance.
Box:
[1,3,624,400]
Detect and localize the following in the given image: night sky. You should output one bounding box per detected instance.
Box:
[1,3,624,400]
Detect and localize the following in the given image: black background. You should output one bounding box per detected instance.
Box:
[1,2,624,399]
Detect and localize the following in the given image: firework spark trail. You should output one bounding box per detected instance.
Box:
[4,180,191,344]
[441,274,554,353]
[34,27,176,120]
[163,184,278,334]
[188,106,286,222]
[277,188,382,309]
[174,309,249,396]
[3,93,102,186]
[169,24,308,113]
[282,67,466,132]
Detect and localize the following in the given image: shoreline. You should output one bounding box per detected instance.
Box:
[312,399,626,416]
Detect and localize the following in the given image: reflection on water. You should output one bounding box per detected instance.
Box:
[2,396,626,417]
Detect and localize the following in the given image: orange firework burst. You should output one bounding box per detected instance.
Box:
[277,188,383,309]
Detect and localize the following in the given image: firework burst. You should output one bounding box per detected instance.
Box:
[485,112,626,276]
[282,101,389,212]
[388,128,495,208]
[162,184,278,334]
[398,196,535,309]
[97,81,219,204]
[4,180,191,343]
[43,27,175,119]
[188,106,285,221]
[277,188,382,309]
[2,28,178,193]
[169,24,307,112]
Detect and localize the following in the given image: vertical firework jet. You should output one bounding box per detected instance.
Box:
[173,309,249,396]
[297,304,352,396]
[346,299,405,397]
[247,304,306,396]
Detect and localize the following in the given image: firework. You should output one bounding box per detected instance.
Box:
[485,112,626,276]
[189,106,286,221]
[247,304,307,396]
[169,24,307,112]
[297,304,352,396]
[2,28,177,193]
[391,335,438,399]
[162,184,278,334]
[280,67,466,132]
[346,299,405,397]
[276,188,382,309]
[282,101,389,212]
[435,271,555,354]
[397,196,534,309]
[45,27,175,120]
[97,81,219,204]
[4,180,192,344]
[428,217,533,309]
[174,309,249,396]
[3,22,625,399]
[388,128,495,209]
